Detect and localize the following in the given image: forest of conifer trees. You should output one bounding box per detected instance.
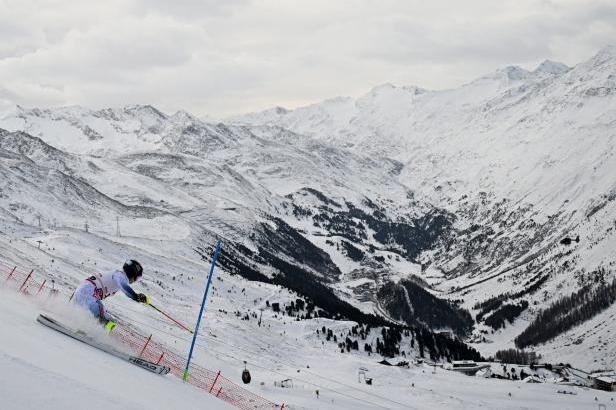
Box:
[515,277,616,348]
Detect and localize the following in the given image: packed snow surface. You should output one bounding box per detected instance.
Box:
[1,229,614,409]
[0,291,231,410]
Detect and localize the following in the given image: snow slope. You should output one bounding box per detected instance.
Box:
[2,283,615,410]
[0,290,232,410]
[1,46,616,374]
[229,48,615,211]
[229,46,616,361]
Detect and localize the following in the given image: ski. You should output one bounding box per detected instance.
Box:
[36,314,170,375]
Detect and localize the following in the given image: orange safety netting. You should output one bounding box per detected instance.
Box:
[0,260,283,410]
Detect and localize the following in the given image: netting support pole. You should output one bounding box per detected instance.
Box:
[36,279,47,295]
[19,270,34,292]
[139,334,152,358]
[209,371,221,393]
[5,266,16,282]
[156,352,165,365]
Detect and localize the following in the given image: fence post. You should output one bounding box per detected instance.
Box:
[5,266,16,282]
[19,270,34,292]
[138,334,152,358]
[216,387,223,397]
[155,352,165,365]
[209,371,221,393]
[36,279,47,295]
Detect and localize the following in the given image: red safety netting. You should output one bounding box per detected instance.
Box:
[0,260,283,410]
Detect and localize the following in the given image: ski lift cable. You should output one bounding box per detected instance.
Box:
[116,311,407,407]
[117,310,415,410]
[207,345,407,410]
[118,315,403,410]
[113,303,413,407]
[30,265,408,409]
[27,284,407,410]
[172,331,405,410]
[203,336,415,410]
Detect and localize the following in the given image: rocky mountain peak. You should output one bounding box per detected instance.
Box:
[533,59,570,75]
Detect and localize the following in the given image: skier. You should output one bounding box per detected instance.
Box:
[72,259,149,332]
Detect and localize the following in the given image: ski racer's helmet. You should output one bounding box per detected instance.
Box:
[123,259,143,280]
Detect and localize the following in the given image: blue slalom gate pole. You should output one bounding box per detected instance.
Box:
[183,239,222,382]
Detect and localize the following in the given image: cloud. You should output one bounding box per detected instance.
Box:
[131,0,249,20]
[0,0,615,117]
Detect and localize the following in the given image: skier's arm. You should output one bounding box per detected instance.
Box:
[114,271,149,304]
[114,272,140,301]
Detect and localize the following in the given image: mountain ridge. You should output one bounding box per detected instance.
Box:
[1,46,615,368]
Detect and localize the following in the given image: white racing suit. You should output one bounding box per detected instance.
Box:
[73,270,139,321]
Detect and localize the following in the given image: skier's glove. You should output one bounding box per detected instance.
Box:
[136,293,150,305]
[105,320,116,334]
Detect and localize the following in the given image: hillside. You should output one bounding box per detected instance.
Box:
[0,290,231,410]
[1,227,613,410]
[230,46,616,365]
[1,46,616,370]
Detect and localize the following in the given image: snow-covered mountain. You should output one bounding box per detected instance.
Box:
[230,47,615,212]
[1,46,616,374]
[229,46,616,365]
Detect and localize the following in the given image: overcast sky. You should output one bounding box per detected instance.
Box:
[0,0,615,118]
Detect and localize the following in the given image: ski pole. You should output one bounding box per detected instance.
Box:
[148,303,194,334]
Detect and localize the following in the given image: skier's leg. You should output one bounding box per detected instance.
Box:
[73,283,110,321]
[86,299,109,320]
[72,282,96,308]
